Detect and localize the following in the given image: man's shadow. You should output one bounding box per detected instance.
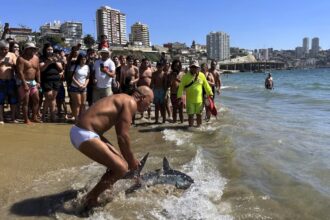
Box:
[10,190,81,217]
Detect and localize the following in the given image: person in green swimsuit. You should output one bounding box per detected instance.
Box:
[177,60,213,127]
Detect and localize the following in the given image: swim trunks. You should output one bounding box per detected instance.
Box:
[18,80,38,98]
[0,79,18,105]
[70,125,100,149]
[153,88,165,105]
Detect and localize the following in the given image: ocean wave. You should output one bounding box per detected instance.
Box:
[150,148,232,220]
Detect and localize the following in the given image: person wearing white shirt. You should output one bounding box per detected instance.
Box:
[69,54,90,121]
[93,48,116,103]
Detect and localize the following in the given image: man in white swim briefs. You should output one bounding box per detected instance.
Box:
[70,85,154,210]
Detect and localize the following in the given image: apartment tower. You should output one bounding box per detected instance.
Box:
[96,6,127,45]
[129,22,150,47]
[206,32,230,61]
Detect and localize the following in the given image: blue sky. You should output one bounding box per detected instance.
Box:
[1,0,330,50]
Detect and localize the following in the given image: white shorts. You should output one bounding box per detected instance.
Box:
[70,125,100,149]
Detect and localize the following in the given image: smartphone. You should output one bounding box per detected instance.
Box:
[100,63,104,68]
[4,57,10,64]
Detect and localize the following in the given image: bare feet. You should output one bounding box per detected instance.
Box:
[31,118,43,123]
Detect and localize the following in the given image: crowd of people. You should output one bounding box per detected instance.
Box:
[0,36,222,126]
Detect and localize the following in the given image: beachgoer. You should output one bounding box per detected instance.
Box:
[98,34,109,50]
[137,58,152,119]
[151,61,167,124]
[163,60,172,120]
[120,55,139,96]
[16,42,41,124]
[39,43,63,122]
[70,86,154,210]
[265,73,274,89]
[92,48,116,103]
[201,63,215,121]
[115,55,126,93]
[0,40,18,123]
[86,48,96,106]
[209,60,221,94]
[133,58,140,68]
[69,54,90,122]
[54,49,68,120]
[177,60,213,127]
[169,59,184,123]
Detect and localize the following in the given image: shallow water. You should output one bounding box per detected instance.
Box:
[1,68,330,219]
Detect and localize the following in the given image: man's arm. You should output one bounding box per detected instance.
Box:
[114,103,138,171]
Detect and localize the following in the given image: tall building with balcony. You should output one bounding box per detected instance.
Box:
[129,22,150,47]
[60,21,83,47]
[303,37,309,54]
[206,32,230,61]
[311,37,320,56]
[96,6,127,46]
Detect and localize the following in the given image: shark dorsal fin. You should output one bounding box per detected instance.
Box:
[123,152,149,179]
[163,157,171,172]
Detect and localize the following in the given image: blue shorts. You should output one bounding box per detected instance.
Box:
[68,85,87,93]
[153,88,165,105]
[0,79,18,105]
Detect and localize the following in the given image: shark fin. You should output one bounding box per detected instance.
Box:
[123,152,149,179]
[163,157,172,173]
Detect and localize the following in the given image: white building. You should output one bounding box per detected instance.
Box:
[303,37,309,54]
[129,22,150,47]
[60,21,83,47]
[96,6,127,45]
[40,21,62,38]
[311,37,320,56]
[206,31,230,61]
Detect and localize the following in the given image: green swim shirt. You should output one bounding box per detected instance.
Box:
[177,72,213,104]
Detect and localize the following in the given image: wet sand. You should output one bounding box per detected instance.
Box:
[0,118,187,219]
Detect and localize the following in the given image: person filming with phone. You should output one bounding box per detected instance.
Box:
[0,40,18,124]
[92,48,116,103]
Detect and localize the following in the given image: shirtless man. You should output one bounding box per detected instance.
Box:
[265,73,274,89]
[0,40,18,123]
[209,60,221,94]
[151,62,167,123]
[16,43,41,124]
[120,55,139,95]
[70,86,154,211]
[168,59,184,123]
[137,58,152,119]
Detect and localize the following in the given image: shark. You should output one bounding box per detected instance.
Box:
[123,153,194,194]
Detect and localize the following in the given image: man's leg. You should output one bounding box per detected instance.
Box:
[188,114,194,127]
[0,105,4,123]
[197,114,202,127]
[79,138,128,207]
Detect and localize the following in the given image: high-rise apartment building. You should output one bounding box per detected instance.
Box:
[303,37,309,54]
[129,22,150,47]
[96,6,127,45]
[206,32,230,61]
[60,21,83,46]
[311,37,320,56]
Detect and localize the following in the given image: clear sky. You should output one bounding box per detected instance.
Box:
[1,0,330,50]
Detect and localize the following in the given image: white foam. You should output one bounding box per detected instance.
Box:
[149,148,232,220]
[162,129,192,146]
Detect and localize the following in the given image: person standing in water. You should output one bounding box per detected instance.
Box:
[265,73,274,89]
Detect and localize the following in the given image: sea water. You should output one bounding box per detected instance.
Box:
[3,69,330,219]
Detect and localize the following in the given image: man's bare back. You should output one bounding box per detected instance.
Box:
[77,94,137,135]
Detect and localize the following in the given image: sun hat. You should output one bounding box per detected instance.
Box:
[98,48,110,54]
[190,60,200,68]
[24,42,38,50]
